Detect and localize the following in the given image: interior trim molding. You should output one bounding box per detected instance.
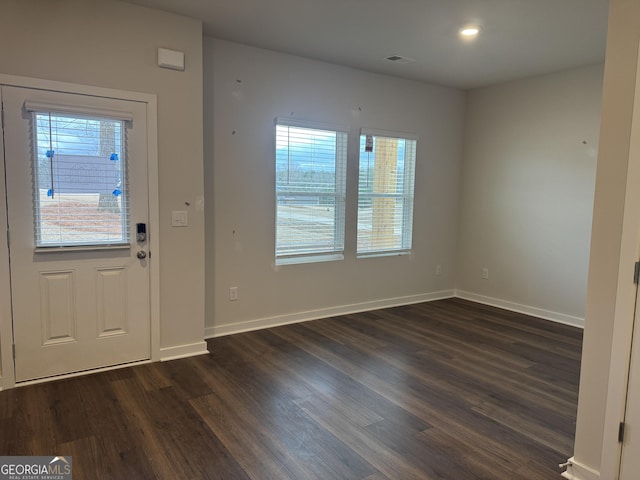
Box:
[160,342,209,362]
[455,290,585,328]
[561,457,600,480]
[205,289,586,339]
[205,290,456,338]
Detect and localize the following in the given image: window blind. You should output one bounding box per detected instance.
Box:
[275,121,347,262]
[31,111,129,248]
[24,100,134,122]
[357,130,417,256]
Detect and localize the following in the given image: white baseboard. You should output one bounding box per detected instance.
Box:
[455,290,585,328]
[205,289,584,339]
[205,290,456,338]
[160,341,209,361]
[561,457,600,480]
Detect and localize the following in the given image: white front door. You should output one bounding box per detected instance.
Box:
[1,85,151,382]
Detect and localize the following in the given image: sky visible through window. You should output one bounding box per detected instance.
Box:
[276,125,337,194]
[36,113,122,158]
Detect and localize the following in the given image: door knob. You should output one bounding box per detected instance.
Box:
[137,250,147,259]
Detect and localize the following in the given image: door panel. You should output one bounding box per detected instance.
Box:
[96,267,129,337]
[2,86,151,382]
[39,270,77,345]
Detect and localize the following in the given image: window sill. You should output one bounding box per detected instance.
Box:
[357,250,411,259]
[276,253,344,266]
[35,243,131,253]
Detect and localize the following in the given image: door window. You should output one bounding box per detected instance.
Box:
[31,112,129,248]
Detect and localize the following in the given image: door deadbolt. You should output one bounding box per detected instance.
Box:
[136,223,147,242]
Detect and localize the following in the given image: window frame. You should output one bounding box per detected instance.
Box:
[274,118,348,265]
[356,128,418,258]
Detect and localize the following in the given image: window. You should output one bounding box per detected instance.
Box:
[31,110,129,248]
[357,130,417,256]
[275,119,347,263]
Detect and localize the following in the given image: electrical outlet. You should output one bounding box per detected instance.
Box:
[229,286,238,301]
[482,268,489,279]
[435,265,442,276]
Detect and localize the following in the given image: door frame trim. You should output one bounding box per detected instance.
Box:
[0,74,160,390]
[599,44,640,479]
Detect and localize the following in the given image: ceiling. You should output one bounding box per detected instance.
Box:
[124,0,609,90]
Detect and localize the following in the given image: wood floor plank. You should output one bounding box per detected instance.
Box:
[0,298,580,479]
[514,458,567,480]
[189,392,302,480]
[59,435,156,480]
[357,308,540,369]
[272,310,574,470]
[414,427,521,480]
[190,354,376,479]
[241,330,433,438]
[131,362,174,392]
[294,393,433,480]
[471,400,574,454]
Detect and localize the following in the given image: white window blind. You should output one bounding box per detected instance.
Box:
[357,130,417,256]
[275,120,347,263]
[31,111,129,248]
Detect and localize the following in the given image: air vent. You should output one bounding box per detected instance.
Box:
[384,55,416,64]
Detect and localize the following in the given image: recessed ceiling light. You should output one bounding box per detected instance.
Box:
[459,26,480,38]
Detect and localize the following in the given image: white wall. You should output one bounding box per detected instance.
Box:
[204,38,466,335]
[457,65,603,326]
[0,0,206,369]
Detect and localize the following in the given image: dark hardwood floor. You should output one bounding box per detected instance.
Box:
[0,298,582,479]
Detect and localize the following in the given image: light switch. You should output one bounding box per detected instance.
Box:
[171,211,188,227]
